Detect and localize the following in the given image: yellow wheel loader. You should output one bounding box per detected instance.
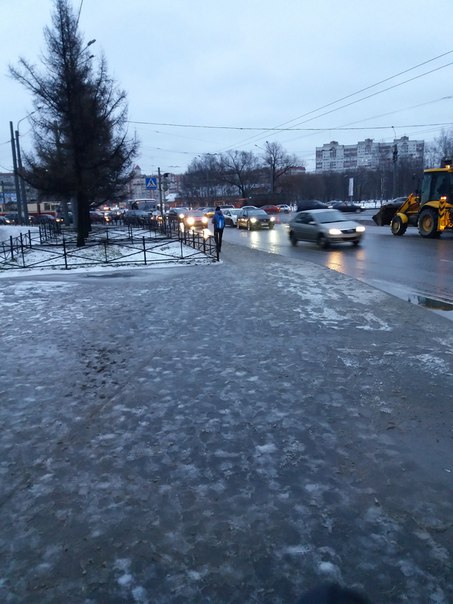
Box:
[372,159,453,238]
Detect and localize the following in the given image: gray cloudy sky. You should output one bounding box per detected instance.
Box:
[2,0,453,175]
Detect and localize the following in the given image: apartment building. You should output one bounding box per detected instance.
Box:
[315,136,424,172]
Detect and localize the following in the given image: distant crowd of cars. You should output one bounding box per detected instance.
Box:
[0,198,377,250]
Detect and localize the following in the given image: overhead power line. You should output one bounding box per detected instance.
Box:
[129,120,453,132]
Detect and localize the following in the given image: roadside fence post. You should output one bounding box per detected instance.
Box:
[9,235,14,260]
[63,238,68,269]
[143,236,147,265]
[20,233,25,267]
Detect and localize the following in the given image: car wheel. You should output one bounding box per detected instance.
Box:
[289,231,298,246]
[391,215,407,236]
[317,234,329,249]
[352,240,360,246]
[268,224,274,230]
[418,208,439,238]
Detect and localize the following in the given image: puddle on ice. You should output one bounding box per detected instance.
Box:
[367,280,453,321]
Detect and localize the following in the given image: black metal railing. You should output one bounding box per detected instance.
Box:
[0,219,219,271]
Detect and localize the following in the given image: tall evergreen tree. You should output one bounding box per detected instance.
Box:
[10,0,138,245]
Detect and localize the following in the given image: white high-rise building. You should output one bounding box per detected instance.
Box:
[315,137,424,172]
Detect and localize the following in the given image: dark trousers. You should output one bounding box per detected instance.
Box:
[214,228,224,252]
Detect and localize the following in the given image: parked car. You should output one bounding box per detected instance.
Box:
[30,214,56,224]
[237,208,275,230]
[261,204,280,214]
[240,205,258,211]
[288,209,365,248]
[123,210,150,225]
[89,210,108,224]
[167,207,189,222]
[331,201,364,213]
[183,210,209,230]
[277,204,291,213]
[222,208,242,227]
[0,215,14,225]
[296,200,330,211]
[3,213,19,224]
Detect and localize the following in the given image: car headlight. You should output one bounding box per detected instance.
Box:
[270,216,275,221]
[178,213,185,219]
[250,217,257,223]
[356,225,366,233]
[202,217,208,224]
[187,217,195,226]
[328,228,342,235]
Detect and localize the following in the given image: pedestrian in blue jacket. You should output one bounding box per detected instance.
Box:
[212,207,225,253]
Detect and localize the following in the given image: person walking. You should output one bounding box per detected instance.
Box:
[212,206,225,254]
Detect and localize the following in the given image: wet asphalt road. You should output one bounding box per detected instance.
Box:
[221,211,453,321]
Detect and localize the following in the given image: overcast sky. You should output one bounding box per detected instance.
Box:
[2,0,453,176]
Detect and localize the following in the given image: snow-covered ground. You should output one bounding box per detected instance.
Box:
[0,225,214,276]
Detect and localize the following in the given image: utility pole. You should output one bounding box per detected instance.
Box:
[9,121,23,222]
[392,143,398,198]
[158,167,163,219]
[15,128,29,224]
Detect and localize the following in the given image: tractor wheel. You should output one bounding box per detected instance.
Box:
[391,215,407,236]
[418,208,439,238]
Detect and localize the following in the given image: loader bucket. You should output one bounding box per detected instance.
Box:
[372,205,397,226]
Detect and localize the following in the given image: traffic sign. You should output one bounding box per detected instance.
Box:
[146,177,158,190]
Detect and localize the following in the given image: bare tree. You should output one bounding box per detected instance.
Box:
[425,129,453,168]
[217,150,261,198]
[9,0,138,245]
[257,141,300,193]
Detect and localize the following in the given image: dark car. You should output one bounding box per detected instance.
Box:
[167,207,189,223]
[296,200,330,211]
[30,214,56,224]
[3,213,20,224]
[331,201,364,213]
[0,215,14,225]
[237,208,275,230]
[123,210,150,225]
[288,209,365,248]
[183,210,209,230]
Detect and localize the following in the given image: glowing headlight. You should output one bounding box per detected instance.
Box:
[250,217,257,223]
[270,216,275,222]
[202,217,208,224]
[356,225,366,233]
[187,217,195,226]
[178,213,185,219]
[328,228,342,235]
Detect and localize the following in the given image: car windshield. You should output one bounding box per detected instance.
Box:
[247,210,268,217]
[315,210,348,223]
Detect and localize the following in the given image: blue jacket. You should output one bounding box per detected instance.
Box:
[212,209,225,230]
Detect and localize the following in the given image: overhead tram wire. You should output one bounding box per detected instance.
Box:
[220,48,453,151]
[128,58,453,159]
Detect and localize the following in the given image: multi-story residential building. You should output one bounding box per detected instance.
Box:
[315,136,424,172]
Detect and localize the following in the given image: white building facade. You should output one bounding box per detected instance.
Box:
[315,137,424,172]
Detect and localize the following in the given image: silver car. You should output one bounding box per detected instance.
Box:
[288,209,365,248]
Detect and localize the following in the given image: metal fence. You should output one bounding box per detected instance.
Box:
[0,220,219,271]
